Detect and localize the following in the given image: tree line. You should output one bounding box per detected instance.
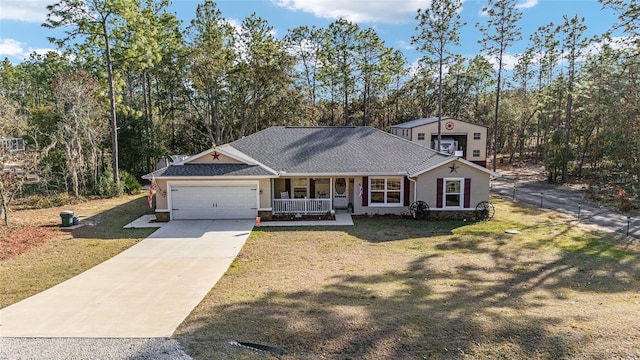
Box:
[0,0,638,207]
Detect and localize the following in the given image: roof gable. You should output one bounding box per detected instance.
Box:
[408,156,500,178]
[150,141,278,179]
[187,150,242,164]
[181,147,246,165]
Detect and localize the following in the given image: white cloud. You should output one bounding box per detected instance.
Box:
[591,35,631,53]
[479,0,537,16]
[26,47,59,58]
[0,0,51,22]
[484,53,519,71]
[396,40,414,51]
[272,0,432,23]
[516,0,538,9]
[0,38,58,61]
[0,38,25,57]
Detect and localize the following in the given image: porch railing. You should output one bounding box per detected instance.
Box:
[273,198,331,215]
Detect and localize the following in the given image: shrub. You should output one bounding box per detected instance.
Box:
[94,170,142,197]
[617,188,634,212]
[120,171,142,195]
[51,193,74,207]
[95,172,121,197]
[22,193,74,209]
[26,196,49,209]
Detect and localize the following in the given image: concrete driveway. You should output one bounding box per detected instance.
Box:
[0,220,254,338]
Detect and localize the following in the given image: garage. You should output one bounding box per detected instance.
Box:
[170,184,258,220]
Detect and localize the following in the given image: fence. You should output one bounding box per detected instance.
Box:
[491,179,638,239]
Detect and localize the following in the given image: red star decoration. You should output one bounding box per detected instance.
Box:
[212,151,220,160]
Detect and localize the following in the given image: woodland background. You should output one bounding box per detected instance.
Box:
[0,0,638,219]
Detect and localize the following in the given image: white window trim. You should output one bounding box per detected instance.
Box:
[369,177,403,207]
[443,178,464,209]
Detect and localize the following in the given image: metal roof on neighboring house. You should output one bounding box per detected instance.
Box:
[227,126,452,175]
[391,117,487,129]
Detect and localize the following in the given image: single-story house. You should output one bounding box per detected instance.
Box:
[146,126,499,221]
[390,117,488,168]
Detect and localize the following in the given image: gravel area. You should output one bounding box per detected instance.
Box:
[0,338,192,360]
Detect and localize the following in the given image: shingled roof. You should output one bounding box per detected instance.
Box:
[160,163,274,177]
[226,126,451,175]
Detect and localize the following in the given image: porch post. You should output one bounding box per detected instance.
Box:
[270,179,274,210]
[330,177,333,210]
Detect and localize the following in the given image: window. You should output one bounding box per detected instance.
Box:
[473,150,480,157]
[473,132,481,140]
[445,179,462,207]
[370,177,402,205]
[417,133,425,140]
[293,178,308,198]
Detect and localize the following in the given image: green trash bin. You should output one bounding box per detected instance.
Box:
[60,210,74,227]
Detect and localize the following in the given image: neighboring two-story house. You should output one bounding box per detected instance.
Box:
[390,117,488,168]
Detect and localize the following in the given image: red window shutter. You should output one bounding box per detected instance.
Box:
[285,179,291,194]
[404,177,411,206]
[362,176,368,206]
[436,178,443,208]
[310,179,316,198]
[464,178,471,208]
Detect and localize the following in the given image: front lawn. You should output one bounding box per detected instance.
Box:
[175,198,640,359]
[0,195,155,308]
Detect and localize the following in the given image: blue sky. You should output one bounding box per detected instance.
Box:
[0,0,622,68]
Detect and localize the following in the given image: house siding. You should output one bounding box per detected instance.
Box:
[352,176,414,216]
[154,166,489,218]
[259,178,271,209]
[391,118,488,166]
[414,161,490,211]
[189,152,242,164]
[155,178,169,211]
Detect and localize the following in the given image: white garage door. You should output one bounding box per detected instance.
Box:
[171,185,258,220]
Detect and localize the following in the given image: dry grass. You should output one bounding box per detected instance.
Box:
[175,198,640,359]
[0,195,155,308]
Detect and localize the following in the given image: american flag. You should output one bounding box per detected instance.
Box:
[358,184,363,199]
[148,175,157,208]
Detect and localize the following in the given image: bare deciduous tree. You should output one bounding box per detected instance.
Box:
[52,69,106,198]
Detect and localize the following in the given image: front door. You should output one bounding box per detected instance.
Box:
[333,178,348,208]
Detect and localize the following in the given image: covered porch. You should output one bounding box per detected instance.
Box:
[272,177,354,215]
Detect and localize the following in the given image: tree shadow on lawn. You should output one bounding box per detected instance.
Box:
[176,230,640,359]
[69,196,156,240]
[261,218,465,242]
